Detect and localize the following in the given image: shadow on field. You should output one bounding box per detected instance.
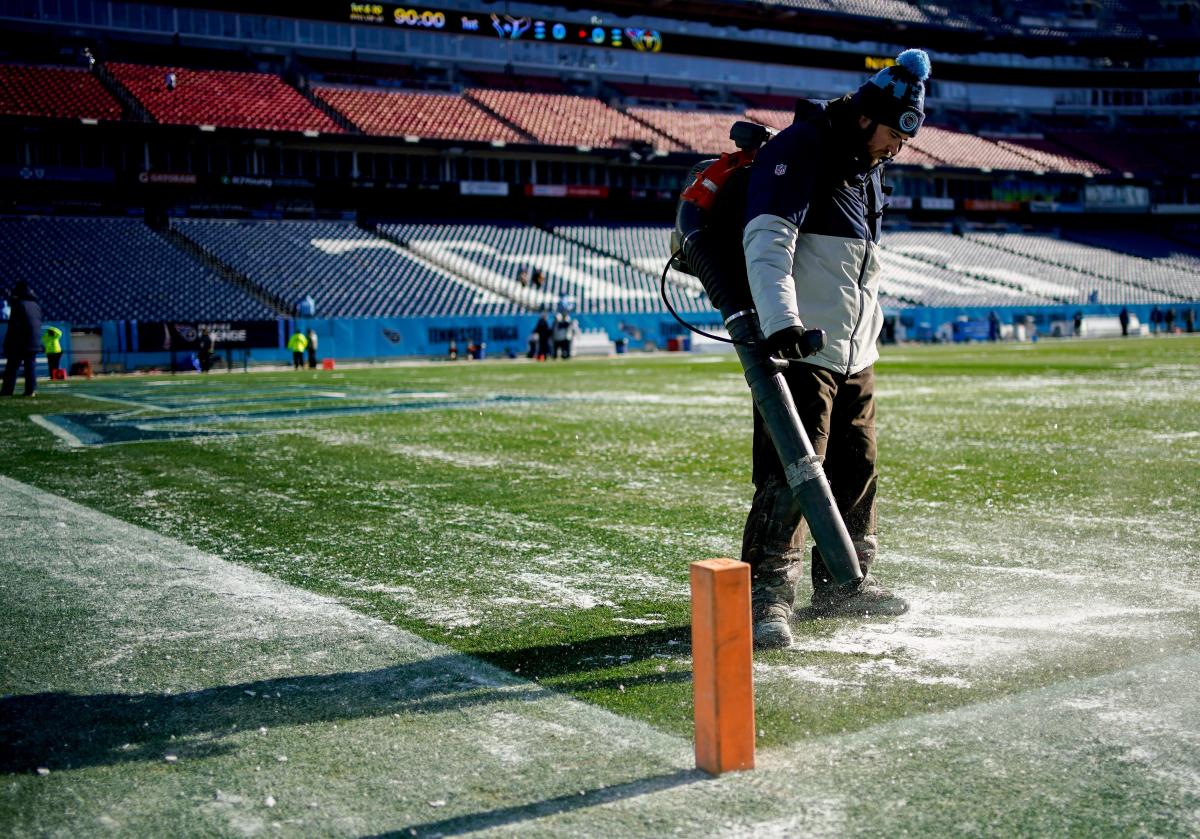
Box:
[0,656,540,774]
[372,768,705,838]
[0,627,692,775]
[477,624,691,683]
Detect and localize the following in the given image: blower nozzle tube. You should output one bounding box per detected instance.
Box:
[676,199,864,587]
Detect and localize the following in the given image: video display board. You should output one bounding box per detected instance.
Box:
[348,3,663,52]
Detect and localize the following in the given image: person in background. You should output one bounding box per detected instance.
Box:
[197,328,214,373]
[552,313,580,359]
[165,70,177,90]
[534,311,553,361]
[1,291,10,322]
[286,329,309,370]
[1,281,42,397]
[1072,310,1082,338]
[1149,305,1162,335]
[1164,307,1176,334]
[42,325,63,379]
[306,328,319,369]
[1185,308,1195,334]
[1119,307,1130,337]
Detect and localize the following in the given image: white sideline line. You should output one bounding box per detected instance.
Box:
[28,414,85,448]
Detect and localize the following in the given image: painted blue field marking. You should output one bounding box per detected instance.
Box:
[33,395,554,446]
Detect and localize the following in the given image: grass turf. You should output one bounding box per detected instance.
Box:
[2,336,1198,750]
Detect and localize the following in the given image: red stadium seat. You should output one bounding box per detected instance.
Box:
[315,87,524,143]
[107,63,342,133]
[0,64,122,121]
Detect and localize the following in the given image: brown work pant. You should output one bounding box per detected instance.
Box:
[742,364,878,585]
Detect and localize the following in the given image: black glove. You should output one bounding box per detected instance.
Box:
[766,325,826,359]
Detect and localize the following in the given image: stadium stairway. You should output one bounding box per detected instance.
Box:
[92,63,153,123]
[364,222,548,312]
[456,92,538,145]
[294,79,359,134]
[542,224,711,307]
[159,223,292,316]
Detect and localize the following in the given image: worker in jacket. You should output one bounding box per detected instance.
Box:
[286,330,309,370]
[42,325,63,379]
[2,281,43,397]
[741,50,931,647]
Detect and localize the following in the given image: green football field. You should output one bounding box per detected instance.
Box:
[2,336,1198,836]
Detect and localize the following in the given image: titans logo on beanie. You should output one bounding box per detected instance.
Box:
[852,48,932,137]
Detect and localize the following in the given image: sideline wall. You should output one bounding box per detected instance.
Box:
[52,303,1200,372]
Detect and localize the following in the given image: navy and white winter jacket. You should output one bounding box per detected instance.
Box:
[743,99,887,375]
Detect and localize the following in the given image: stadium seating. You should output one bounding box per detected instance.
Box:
[625,107,746,154]
[991,137,1109,175]
[314,87,525,142]
[1058,230,1200,296]
[174,220,515,318]
[551,224,709,304]
[0,64,123,121]
[107,63,343,133]
[0,216,273,322]
[381,222,707,314]
[884,231,1179,305]
[465,89,682,151]
[908,126,1052,173]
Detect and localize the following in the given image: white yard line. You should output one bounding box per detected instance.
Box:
[2,474,1196,837]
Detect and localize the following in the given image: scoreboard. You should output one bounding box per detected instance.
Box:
[348,3,664,52]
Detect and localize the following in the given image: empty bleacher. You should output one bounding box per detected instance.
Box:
[107,63,342,133]
[314,86,525,143]
[884,231,1177,304]
[0,64,123,121]
[1057,230,1200,296]
[174,220,516,318]
[0,216,273,322]
[465,89,682,151]
[990,136,1109,175]
[908,126,1052,173]
[625,107,745,154]
[380,222,699,314]
[551,224,710,304]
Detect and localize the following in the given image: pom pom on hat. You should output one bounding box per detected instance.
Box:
[895,49,931,82]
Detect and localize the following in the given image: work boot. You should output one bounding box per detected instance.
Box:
[810,537,908,617]
[752,580,795,649]
[742,475,805,649]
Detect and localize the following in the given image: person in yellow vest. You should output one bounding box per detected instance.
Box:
[286,330,308,370]
[42,326,63,379]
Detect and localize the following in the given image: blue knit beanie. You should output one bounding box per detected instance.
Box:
[852,49,931,137]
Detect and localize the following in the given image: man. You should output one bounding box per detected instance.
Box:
[1,281,43,397]
[42,325,63,379]
[534,311,553,361]
[306,328,319,369]
[552,313,579,359]
[286,329,308,370]
[197,328,215,373]
[741,49,929,648]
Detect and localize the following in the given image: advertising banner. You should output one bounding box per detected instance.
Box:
[135,321,281,351]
